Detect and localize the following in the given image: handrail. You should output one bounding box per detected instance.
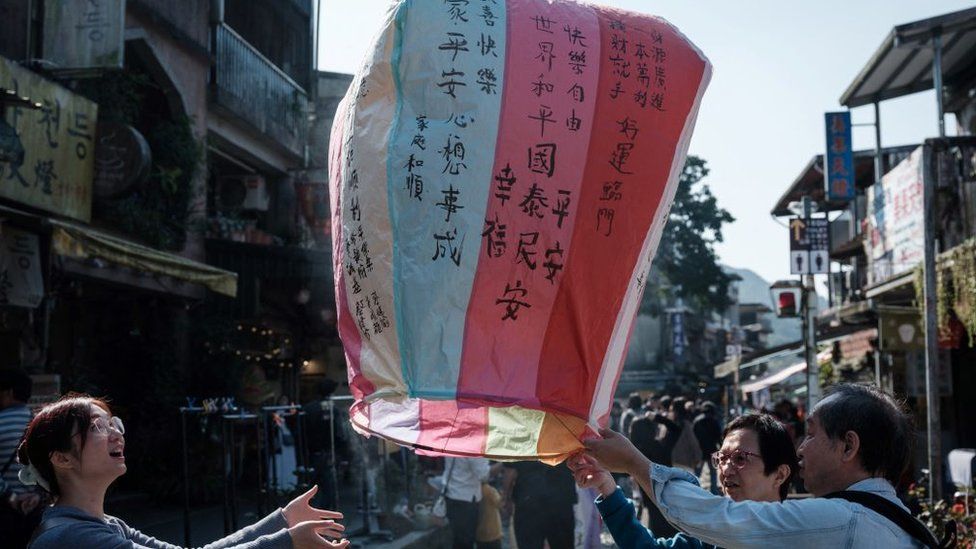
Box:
[212,23,309,154]
[216,23,307,96]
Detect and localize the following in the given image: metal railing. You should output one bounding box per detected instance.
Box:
[211,23,308,157]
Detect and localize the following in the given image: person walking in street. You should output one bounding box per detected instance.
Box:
[693,402,723,494]
[580,383,942,548]
[570,413,798,548]
[773,399,804,445]
[442,456,491,549]
[669,397,702,474]
[475,481,503,549]
[610,401,624,433]
[502,460,577,549]
[0,368,43,547]
[620,394,644,436]
[628,402,681,538]
[18,394,349,549]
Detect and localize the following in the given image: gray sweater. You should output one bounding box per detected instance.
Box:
[29,505,293,549]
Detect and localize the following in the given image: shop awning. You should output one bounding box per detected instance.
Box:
[839,7,976,108]
[737,341,804,371]
[740,350,832,395]
[865,269,915,299]
[740,362,806,395]
[50,220,238,297]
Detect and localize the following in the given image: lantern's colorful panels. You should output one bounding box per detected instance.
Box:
[330,0,710,461]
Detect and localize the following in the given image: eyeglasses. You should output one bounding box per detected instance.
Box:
[711,449,761,469]
[77,416,125,437]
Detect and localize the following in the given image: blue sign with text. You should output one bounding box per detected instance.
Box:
[825,112,855,201]
[672,312,685,360]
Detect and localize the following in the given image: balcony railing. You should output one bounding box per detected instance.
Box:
[211,23,308,158]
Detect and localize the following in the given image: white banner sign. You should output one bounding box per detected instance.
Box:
[864,146,924,285]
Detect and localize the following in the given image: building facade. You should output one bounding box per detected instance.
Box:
[0,0,353,501]
[768,6,976,486]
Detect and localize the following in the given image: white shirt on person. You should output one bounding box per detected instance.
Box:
[443,457,490,503]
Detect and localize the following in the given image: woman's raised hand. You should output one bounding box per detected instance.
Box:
[283,485,344,527]
[568,453,616,497]
[288,519,348,548]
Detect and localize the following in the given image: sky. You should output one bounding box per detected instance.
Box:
[316,0,975,289]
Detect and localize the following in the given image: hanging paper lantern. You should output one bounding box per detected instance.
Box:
[330,0,711,461]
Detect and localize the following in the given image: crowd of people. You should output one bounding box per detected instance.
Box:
[434,454,580,549]
[0,366,962,548]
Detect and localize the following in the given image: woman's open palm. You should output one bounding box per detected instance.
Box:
[283,485,344,527]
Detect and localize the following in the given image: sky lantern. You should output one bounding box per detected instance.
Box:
[330,0,711,462]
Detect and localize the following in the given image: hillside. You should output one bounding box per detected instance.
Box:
[723,266,818,347]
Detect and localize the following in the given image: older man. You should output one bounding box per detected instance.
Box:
[581,384,941,548]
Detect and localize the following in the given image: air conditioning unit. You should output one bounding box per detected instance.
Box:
[217,175,269,211]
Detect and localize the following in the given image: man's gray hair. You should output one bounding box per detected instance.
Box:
[813,383,914,485]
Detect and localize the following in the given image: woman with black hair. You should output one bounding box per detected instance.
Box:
[17,394,348,549]
[570,413,798,549]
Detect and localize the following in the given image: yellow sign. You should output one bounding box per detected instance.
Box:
[0,56,97,222]
[789,217,806,241]
[713,356,740,378]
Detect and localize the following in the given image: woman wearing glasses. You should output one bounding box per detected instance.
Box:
[569,413,798,549]
[16,394,349,549]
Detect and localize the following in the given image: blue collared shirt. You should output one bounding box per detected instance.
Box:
[649,463,923,549]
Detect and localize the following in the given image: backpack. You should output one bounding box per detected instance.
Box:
[825,490,956,548]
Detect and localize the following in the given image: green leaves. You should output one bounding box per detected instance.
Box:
[653,155,735,313]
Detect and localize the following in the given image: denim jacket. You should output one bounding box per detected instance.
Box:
[596,487,716,549]
[649,464,923,549]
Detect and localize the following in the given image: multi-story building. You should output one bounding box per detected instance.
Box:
[768,5,976,486]
[0,0,353,503]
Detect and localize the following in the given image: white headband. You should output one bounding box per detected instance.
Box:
[18,463,51,492]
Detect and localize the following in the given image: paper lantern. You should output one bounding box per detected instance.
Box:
[330,0,710,461]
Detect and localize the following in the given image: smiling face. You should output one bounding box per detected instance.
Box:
[716,428,784,503]
[74,405,127,482]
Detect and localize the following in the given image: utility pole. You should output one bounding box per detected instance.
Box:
[730,331,741,416]
[922,142,942,501]
[802,196,822,412]
[923,26,945,502]
[732,356,740,415]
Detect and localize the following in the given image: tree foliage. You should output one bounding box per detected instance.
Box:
[652,155,735,313]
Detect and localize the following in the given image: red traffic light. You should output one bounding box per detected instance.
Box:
[777,291,797,317]
[770,281,803,318]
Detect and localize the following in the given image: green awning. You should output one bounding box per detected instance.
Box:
[51,219,237,297]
